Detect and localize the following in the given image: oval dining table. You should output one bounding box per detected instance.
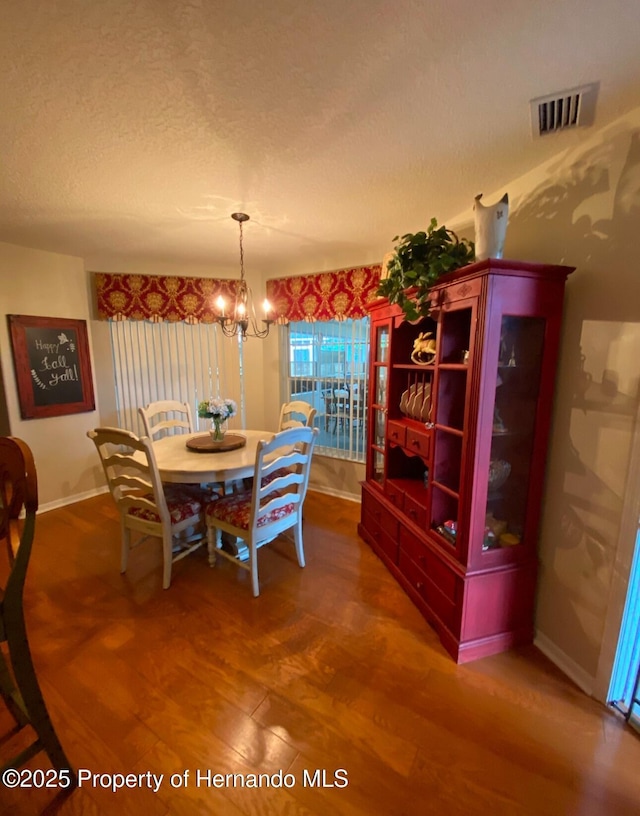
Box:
[149,429,275,485]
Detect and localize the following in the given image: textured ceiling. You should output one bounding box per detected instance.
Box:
[1,0,640,277]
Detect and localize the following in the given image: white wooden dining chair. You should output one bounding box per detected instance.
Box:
[205,426,318,597]
[87,427,213,589]
[138,399,193,440]
[138,401,225,495]
[278,400,317,431]
[237,401,316,495]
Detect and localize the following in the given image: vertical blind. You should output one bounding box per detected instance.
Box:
[109,320,244,435]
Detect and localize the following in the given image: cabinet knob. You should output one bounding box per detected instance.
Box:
[416,581,424,591]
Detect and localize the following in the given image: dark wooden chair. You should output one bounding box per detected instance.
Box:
[0,437,75,786]
[331,388,351,432]
[321,389,337,431]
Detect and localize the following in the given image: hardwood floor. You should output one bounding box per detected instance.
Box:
[2,490,640,815]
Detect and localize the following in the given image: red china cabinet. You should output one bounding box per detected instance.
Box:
[358,259,574,663]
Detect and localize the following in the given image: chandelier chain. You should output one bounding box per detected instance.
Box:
[238,219,245,282]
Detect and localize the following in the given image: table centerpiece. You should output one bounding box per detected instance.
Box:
[198,397,237,442]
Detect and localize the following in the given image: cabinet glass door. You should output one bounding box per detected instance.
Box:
[368,323,390,486]
[483,316,545,552]
[429,303,474,555]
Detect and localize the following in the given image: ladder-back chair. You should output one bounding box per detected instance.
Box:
[278,400,317,431]
[205,427,318,596]
[138,400,193,440]
[87,427,212,589]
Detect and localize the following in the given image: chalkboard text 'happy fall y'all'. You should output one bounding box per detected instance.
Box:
[30,334,79,391]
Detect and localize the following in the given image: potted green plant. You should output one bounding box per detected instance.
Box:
[377,218,475,321]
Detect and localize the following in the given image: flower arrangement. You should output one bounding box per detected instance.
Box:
[198,397,237,441]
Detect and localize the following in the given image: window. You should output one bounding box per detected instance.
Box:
[280,318,369,461]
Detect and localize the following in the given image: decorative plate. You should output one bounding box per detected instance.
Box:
[420,383,432,422]
[488,459,511,491]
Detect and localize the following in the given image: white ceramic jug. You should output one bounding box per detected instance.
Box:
[474,193,509,261]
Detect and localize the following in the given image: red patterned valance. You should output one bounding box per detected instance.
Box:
[266,265,382,323]
[95,273,240,322]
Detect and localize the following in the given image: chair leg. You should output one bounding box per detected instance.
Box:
[0,650,30,729]
[207,526,219,567]
[4,621,75,781]
[120,518,130,573]
[162,530,173,589]
[293,518,306,568]
[250,542,260,597]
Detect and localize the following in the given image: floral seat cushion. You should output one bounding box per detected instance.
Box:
[261,466,293,487]
[205,491,294,531]
[128,484,216,525]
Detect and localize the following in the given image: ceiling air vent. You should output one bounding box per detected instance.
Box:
[530,82,598,137]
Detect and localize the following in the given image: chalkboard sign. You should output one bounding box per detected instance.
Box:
[8,315,96,419]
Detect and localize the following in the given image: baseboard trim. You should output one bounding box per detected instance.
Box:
[37,484,357,514]
[308,484,361,504]
[38,485,110,515]
[534,631,596,696]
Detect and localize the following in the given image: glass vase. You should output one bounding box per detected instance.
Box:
[210,418,226,442]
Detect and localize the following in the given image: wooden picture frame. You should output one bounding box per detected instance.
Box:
[7,314,96,419]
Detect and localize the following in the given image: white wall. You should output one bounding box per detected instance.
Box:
[0,242,103,509]
[450,105,640,696]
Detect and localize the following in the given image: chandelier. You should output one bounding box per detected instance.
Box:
[215,212,274,339]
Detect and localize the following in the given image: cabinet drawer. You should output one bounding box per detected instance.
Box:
[377,527,399,564]
[398,551,457,631]
[379,504,399,539]
[362,488,383,523]
[432,276,482,306]
[362,488,398,539]
[385,481,405,511]
[363,511,398,565]
[387,420,407,447]
[405,427,431,459]
[403,494,426,528]
[399,527,458,602]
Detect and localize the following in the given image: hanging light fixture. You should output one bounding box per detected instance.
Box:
[215,212,273,339]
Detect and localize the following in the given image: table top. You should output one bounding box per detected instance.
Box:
[150,429,274,484]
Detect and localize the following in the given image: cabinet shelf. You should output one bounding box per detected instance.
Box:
[394,363,435,372]
[434,424,464,437]
[360,259,574,663]
[431,481,459,500]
